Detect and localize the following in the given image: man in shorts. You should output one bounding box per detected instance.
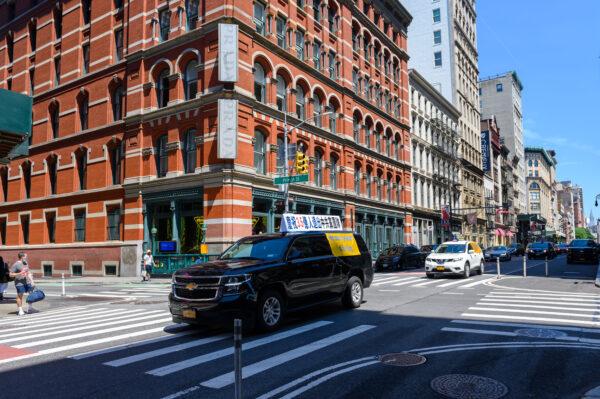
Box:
[9,253,31,316]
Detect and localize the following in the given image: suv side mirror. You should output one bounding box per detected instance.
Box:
[468,250,475,254]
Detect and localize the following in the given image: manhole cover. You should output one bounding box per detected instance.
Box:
[515,328,567,339]
[431,374,508,399]
[378,353,426,367]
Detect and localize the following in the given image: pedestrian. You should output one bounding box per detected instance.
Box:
[9,253,32,316]
[142,249,154,283]
[0,256,9,301]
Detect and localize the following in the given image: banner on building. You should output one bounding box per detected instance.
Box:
[481,130,491,173]
[441,205,450,230]
[218,23,238,82]
[217,99,238,159]
[466,212,478,226]
[280,214,343,232]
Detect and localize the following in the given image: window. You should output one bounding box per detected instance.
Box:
[288,235,332,260]
[276,16,286,48]
[43,264,53,277]
[328,104,338,133]
[433,30,441,44]
[110,143,123,184]
[534,159,539,166]
[366,170,372,197]
[365,123,371,148]
[353,115,360,142]
[0,168,7,201]
[82,44,90,74]
[184,60,198,100]
[48,156,58,194]
[115,29,123,62]
[183,129,197,174]
[114,0,124,9]
[530,191,540,201]
[434,51,442,67]
[76,151,87,190]
[22,215,30,244]
[7,33,14,63]
[29,20,37,51]
[433,8,441,23]
[297,0,305,8]
[79,95,89,130]
[295,30,304,59]
[313,40,321,69]
[104,264,117,276]
[159,8,170,42]
[313,0,321,21]
[29,68,35,95]
[7,77,11,90]
[528,159,532,166]
[112,85,124,121]
[186,0,199,30]
[54,56,61,86]
[376,178,382,200]
[296,86,305,120]
[314,149,323,187]
[328,51,336,79]
[314,97,322,127]
[254,63,266,103]
[496,83,503,92]
[276,75,287,111]
[71,264,83,276]
[254,2,266,35]
[534,170,539,177]
[328,6,336,32]
[107,208,121,240]
[354,165,360,194]
[156,69,169,108]
[330,155,338,189]
[54,6,62,39]
[253,131,266,174]
[47,213,56,243]
[50,104,60,139]
[8,2,15,20]
[22,162,31,199]
[352,69,359,93]
[155,135,168,177]
[82,0,92,24]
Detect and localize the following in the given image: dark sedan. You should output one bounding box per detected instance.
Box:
[374,245,427,271]
[526,242,557,260]
[567,239,599,264]
[556,243,569,255]
[507,243,525,256]
[484,246,511,261]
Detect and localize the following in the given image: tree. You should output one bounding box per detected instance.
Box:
[575,227,594,239]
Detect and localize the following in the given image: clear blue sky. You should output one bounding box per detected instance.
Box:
[477,1,600,223]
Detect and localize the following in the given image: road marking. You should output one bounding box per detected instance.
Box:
[480,298,600,307]
[461,313,600,327]
[460,277,497,288]
[15,314,172,348]
[77,293,151,299]
[200,325,375,389]
[391,278,425,286]
[378,289,400,292]
[256,357,376,399]
[147,320,333,376]
[0,325,176,365]
[468,306,600,319]
[411,279,440,287]
[418,343,600,356]
[441,327,517,337]
[476,302,600,313]
[71,329,197,360]
[372,276,404,283]
[104,334,229,367]
[451,319,600,334]
[442,292,464,295]
[0,307,104,326]
[436,279,469,288]
[490,290,600,299]
[371,277,418,286]
[486,294,600,303]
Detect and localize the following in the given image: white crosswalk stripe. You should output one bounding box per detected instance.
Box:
[371,274,494,290]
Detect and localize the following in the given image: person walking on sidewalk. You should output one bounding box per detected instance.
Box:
[9,253,31,316]
[142,250,155,283]
[0,256,9,301]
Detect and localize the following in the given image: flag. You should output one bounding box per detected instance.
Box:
[466,212,478,226]
[441,205,450,230]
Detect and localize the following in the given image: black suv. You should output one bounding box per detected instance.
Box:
[567,239,599,264]
[169,232,373,331]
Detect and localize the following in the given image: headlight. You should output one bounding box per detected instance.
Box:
[222,274,251,294]
[445,258,462,263]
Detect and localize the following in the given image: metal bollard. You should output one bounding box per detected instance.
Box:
[545,257,549,277]
[496,257,500,279]
[234,319,242,399]
[61,273,66,297]
[523,255,527,278]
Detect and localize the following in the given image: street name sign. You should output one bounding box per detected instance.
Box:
[273,174,308,184]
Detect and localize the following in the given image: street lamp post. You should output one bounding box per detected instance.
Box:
[150,226,157,254]
[594,194,600,242]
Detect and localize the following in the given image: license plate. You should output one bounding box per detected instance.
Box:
[182,309,196,319]
[436,266,445,271]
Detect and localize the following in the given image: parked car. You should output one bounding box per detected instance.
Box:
[526,242,557,260]
[374,245,427,271]
[507,243,525,256]
[420,244,439,254]
[567,239,599,264]
[557,243,569,255]
[169,231,373,332]
[484,246,512,262]
[424,241,484,279]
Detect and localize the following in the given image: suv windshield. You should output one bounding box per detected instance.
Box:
[529,243,548,249]
[570,240,594,247]
[220,236,291,261]
[436,244,466,254]
[491,246,507,251]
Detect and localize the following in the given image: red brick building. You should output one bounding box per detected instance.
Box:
[0,0,413,276]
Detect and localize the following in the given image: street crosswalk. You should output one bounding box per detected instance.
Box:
[77,286,172,300]
[370,273,497,290]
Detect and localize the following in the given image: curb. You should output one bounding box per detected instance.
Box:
[595,264,600,288]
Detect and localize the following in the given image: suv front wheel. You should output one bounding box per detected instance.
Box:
[256,290,284,332]
[463,262,470,279]
[342,276,363,309]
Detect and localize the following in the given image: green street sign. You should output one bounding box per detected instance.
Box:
[273,174,309,185]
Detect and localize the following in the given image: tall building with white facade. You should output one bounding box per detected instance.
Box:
[409,70,461,246]
[404,0,484,243]
[479,71,525,215]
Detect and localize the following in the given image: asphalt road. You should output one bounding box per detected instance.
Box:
[1,254,599,399]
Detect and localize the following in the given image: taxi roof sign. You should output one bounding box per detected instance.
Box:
[280,214,343,232]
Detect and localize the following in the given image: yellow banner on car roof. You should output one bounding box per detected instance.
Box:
[326,233,360,257]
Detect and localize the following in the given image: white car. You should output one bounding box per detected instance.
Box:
[425,241,484,279]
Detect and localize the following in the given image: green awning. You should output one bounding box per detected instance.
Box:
[0,89,32,162]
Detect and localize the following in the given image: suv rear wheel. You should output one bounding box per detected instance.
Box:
[257,290,284,332]
[342,277,363,309]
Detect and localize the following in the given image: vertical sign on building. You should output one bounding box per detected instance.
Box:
[481,130,491,173]
[218,23,238,82]
[218,99,238,159]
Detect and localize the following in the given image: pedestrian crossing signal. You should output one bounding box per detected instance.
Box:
[295,152,309,175]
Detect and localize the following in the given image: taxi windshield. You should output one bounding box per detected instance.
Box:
[220,236,291,261]
[436,244,466,254]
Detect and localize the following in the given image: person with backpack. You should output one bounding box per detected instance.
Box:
[9,253,31,315]
[0,256,9,301]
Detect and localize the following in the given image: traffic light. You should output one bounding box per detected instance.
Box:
[295,151,309,175]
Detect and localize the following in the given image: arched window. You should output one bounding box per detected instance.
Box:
[314,93,323,127]
[112,85,124,121]
[0,167,7,202]
[53,5,62,39]
[6,32,14,63]
[156,69,169,108]
[82,0,92,25]
[253,131,266,174]
[276,136,285,174]
[155,135,168,177]
[530,182,540,190]
[183,129,197,174]
[184,60,198,100]
[50,103,60,139]
[328,101,338,133]
[185,0,199,30]
[534,159,539,167]
[353,113,361,142]
[387,178,392,203]
[296,85,305,120]
[366,169,372,198]
[330,154,338,190]
[79,93,89,130]
[47,155,58,195]
[276,75,287,111]
[254,63,266,103]
[376,174,382,200]
[354,163,361,194]
[76,150,87,190]
[29,20,37,52]
[22,162,32,199]
[314,148,323,187]
[110,142,123,185]
[365,121,372,149]
[528,159,532,167]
